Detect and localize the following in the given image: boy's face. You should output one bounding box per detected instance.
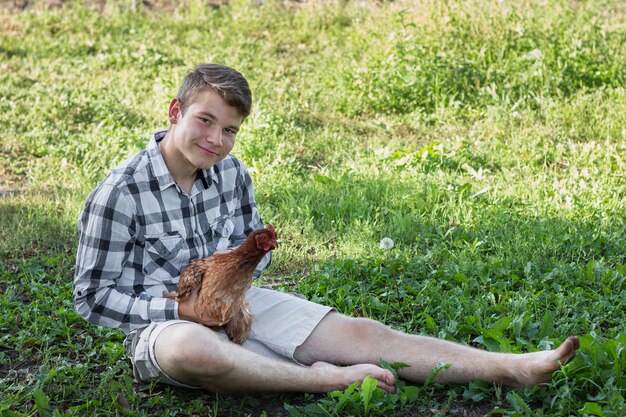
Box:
[167,89,243,171]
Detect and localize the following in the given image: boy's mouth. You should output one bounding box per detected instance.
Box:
[196,144,219,156]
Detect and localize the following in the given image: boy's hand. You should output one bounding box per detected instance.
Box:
[176,287,222,327]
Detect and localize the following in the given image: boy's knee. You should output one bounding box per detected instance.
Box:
[154,323,235,383]
[348,317,392,340]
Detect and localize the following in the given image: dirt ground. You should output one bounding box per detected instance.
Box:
[1,0,253,14]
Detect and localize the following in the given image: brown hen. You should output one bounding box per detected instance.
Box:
[163,225,277,344]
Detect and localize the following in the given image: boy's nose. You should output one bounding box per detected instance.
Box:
[206,128,222,146]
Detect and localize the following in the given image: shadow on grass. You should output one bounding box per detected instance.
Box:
[263,172,625,267]
[0,190,78,262]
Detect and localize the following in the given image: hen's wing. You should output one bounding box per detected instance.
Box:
[165,258,207,302]
[224,300,254,344]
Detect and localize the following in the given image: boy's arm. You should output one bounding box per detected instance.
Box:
[73,184,178,333]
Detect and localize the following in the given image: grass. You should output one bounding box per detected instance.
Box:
[1,0,625,415]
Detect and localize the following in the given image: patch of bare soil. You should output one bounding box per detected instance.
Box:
[1,0,232,14]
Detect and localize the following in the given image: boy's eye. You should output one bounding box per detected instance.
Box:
[199,117,213,125]
[224,128,237,135]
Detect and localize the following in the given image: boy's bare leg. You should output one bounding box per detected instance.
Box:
[153,322,396,393]
[294,313,580,387]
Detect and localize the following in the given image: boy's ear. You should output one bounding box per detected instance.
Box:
[168,98,182,124]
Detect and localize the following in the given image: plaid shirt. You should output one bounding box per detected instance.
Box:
[73,130,269,334]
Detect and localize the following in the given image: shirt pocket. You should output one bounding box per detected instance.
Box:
[205,213,235,253]
[141,232,184,281]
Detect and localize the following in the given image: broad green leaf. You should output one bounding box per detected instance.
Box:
[360,376,377,416]
[34,389,51,417]
[585,260,596,279]
[490,316,513,332]
[284,403,329,417]
[482,335,502,352]
[579,402,606,416]
[423,313,437,333]
[334,381,358,413]
[540,311,554,339]
[424,362,451,387]
[506,391,532,413]
[454,272,469,283]
[401,385,420,402]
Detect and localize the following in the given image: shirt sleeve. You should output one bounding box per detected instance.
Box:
[73,183,178,333]
[231,162,272,277]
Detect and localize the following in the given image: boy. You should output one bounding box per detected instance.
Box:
[74,64,579,393]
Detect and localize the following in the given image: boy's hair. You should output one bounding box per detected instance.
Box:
[176,64,252,118]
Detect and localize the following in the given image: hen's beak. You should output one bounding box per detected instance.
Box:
[269,240,279,250]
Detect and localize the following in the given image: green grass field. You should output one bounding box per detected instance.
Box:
[1,0,625,415]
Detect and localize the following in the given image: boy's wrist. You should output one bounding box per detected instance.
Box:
[150,296,177,322]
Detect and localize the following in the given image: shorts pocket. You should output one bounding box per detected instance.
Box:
[132,326,161,381]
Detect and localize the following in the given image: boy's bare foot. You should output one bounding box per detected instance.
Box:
[507,336,580,387]
[311,361,396,393]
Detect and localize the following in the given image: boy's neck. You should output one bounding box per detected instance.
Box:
[160,131,198,194]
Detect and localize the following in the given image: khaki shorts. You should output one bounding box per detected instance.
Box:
[123,286,334,388]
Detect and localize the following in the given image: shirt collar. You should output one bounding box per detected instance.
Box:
[148,130,220,191]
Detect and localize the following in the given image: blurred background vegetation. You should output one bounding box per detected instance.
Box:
[1,0,625,415]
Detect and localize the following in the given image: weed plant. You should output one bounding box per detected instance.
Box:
[1,0,625,415]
